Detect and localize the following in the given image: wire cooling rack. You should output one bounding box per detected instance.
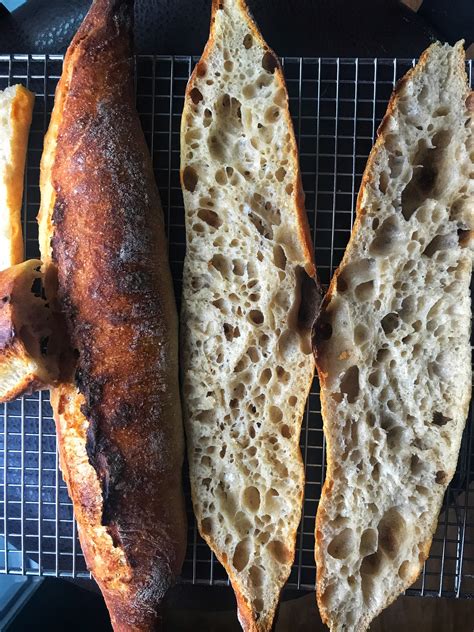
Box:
[0,54,472,599]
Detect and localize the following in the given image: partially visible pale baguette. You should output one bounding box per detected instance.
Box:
[0,260,58,402]
[180,2,320,631]
[313,42,473,632]
[0,85,34,270]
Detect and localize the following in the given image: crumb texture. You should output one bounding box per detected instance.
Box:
[181,1,316,630]
[314,42,473,632]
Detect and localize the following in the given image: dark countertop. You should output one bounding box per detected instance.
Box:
[0,0,473,58]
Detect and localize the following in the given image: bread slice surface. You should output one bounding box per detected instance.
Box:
[180,1,319,630]
[313,41,473,632]
[0,84,34,270]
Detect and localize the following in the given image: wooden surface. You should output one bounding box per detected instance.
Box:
[163,590,474,631]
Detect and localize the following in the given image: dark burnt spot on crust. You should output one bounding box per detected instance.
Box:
[85,403,127,540]
[109,401,135,430]
[78,372,104,413]
[52,194,67,226]
[117,270,154,295]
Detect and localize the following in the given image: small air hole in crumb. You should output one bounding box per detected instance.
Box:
[432,411,451,426]
[249,310,264,325]
[280,424,292,438]
[247,347,260,362]
[253,598,264,613]
[243,84,256,99]
[434,106,449,117]
[197,208,222,228]
[243,34,253,49]
[328,528,355,560]
[189,87,203,104]
[360,528,378,557]
[269,406,283,423]
[379,171,389,193]
[183,166,198,192]
[267,540,290,563]
[354,280,374,302]
[339,366,360,403]
[242,486,260,512]
[275,167,286,182]
[381,312,399,335]
[262,51,278,73]
[233,539,250,572]
[265,106,280,123]
[398,560,412,581]
[354,323,368,344]
[273,244,287,270]
[196,62,207,77]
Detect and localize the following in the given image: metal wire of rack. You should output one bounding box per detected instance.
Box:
[0,54,472,598]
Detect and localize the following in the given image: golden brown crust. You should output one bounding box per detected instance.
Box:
[0,260,57,402]
[38,1,186,629]
[1,85,34,269]
[313,41,470,630]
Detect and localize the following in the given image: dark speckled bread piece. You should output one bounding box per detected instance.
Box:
[37,1,187,629]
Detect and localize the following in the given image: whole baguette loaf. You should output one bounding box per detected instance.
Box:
[0,84,34,270]
[314,42,473,632]
[37,1,187,629]
[0,259,58,402]
[180,2,320,630]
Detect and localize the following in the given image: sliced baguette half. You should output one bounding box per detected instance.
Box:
[313,41,473,632]
[0,259,58,402]
[180,2,320,630]
[0,85,34,270]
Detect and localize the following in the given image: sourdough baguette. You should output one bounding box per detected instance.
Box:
[180,2,320,630]
[37,1,186,629]
[0,259,58,402]
[313,42,473,632]
[0,85,34,270]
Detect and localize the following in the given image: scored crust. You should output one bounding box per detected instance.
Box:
[313,42,473,632]
[180,1,320,631]
[37,1,187,629]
